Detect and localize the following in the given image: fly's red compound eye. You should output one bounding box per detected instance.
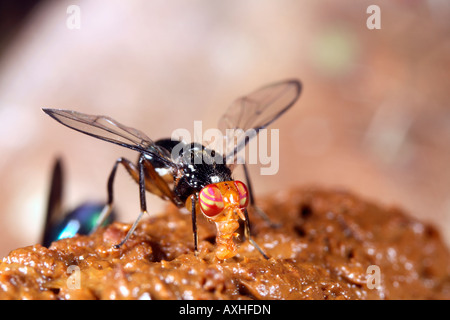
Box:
[234,181,249,209]
[199,184,225,218]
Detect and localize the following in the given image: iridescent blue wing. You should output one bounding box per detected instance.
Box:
[42,158,64,246]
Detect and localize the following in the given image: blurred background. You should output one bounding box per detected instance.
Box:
[0,0,449,257]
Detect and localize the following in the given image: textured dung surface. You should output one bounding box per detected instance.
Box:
[1,188,449,299]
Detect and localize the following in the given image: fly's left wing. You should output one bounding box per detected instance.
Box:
[218,79,302,164]
[42,108,176,167]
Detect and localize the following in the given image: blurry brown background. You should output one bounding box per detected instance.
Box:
[0,0,449,258]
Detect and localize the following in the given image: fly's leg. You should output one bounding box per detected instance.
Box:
[93,157,138,232]
[242,162,280,228]
[114,154,148,248]
[191,193,198,255]
[94,154,178,248]
[243,208,269,259]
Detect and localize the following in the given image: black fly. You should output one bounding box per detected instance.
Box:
[42,79,301,260]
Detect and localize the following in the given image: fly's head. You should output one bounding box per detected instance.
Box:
[198,180,249,260]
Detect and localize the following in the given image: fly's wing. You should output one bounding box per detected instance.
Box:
[42,108,176,167]
[218,79,302,164]
[42,157,64,247]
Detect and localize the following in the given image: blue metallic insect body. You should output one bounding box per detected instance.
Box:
[42,158,115,247]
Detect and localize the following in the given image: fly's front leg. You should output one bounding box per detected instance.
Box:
[93,157,138,233]
[190,193,199,255]
[242,162,280,228]
[114,153,148,249]
[243,208,269,259]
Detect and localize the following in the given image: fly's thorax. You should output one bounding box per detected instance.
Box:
[173,143,232,198]
[172,142,226,164]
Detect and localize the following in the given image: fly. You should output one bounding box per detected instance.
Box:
[42,79,302,260]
